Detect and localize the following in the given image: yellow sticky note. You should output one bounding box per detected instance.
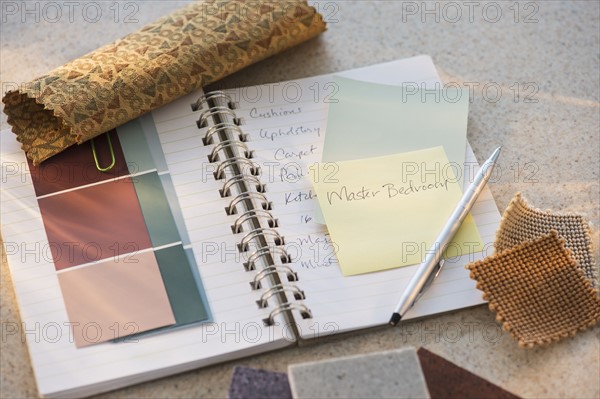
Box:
[311,146,483,276]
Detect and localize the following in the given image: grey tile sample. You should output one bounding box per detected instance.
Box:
[288,347,430,399]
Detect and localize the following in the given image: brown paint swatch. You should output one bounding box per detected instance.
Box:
[417,348,520,399]
[28,130,129,197]
[38,177,152,270]
[57,250,176,347]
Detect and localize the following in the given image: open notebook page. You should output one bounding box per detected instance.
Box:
[149,56,447,337]
[204,59,501,339]
[0,123,291,398]
[0,56,494,397]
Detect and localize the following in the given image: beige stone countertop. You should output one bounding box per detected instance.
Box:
[1,1,598,398]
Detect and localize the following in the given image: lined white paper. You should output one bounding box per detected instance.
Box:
[0,55,501,397]
[152,55,500,339]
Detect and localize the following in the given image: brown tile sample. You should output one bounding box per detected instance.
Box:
[417,348,520,399]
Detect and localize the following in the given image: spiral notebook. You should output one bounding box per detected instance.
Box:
[0,56,502,398]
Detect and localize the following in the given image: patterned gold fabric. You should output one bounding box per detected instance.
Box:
[2,0,326,164]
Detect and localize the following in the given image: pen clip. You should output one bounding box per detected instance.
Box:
[413,259,445,304]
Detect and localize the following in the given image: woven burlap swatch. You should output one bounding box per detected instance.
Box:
[467,231,600,347]
[2,0,326,164]
[496,193,597,284]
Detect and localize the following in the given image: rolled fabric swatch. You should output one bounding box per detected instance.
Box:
[2,0,326,164]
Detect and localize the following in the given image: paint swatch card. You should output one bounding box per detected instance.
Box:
[28,118,210,347]
[311,146,482,276]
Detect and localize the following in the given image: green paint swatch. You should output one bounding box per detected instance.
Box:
[117,119,156,173]
[132,172,180,247]
[155,245,209,324]
[116,115,212,329]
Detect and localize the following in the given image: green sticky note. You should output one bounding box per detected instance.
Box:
[323,76,470,171]
[315,76,471,224]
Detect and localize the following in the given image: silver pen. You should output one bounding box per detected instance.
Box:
[389,146,502,326]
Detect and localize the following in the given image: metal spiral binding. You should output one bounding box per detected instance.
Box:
[250,266,298,290]
[204,123,246,145]
[243,246,290,271]
[192,91,236,112]
[232,209,277,234]
[221,175,265,198]
[257,284,305,308]
[197,106,238,128]
[194,89,312,327]
[239,227,284,252]
[215,157,260,180]
[209,139,252,162]
[263,303,312,327]
[226,192,271,215]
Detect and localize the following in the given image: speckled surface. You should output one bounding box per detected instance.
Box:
[228,366,291,399]
[1,1,599,398]
[288,348,430,398]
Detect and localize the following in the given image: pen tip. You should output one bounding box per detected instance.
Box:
[491,146,502,162]
[389,313,401,326]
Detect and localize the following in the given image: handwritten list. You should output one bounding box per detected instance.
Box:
[212,56,500,336]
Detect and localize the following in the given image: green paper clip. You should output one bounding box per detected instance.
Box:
[91,134,116,172]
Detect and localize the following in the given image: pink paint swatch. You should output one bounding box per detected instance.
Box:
[57,250,175,347]
[38,177,152,270]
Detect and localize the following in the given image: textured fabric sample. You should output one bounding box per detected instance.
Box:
[468,231,600,347]
[2,0,326,164]
[495,192,597,284]
[417,348,520,399]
